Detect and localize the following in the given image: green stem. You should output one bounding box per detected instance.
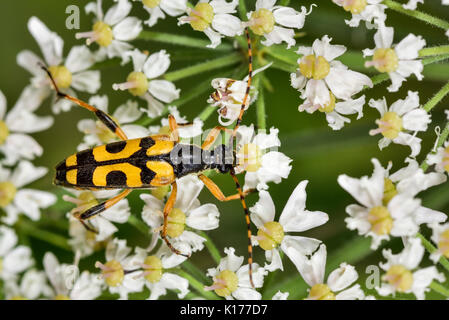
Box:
[383,0,449,30]
[128,215,149,236]
[255,76,266,130]
[420,45,449,57]
[430,281,449,298]
[164,53,241,82]
[417,233,449,273]
[176,269,221,300]
[198,106,216,122]
[17,219,71,251]
[181,260,210,284]
[138,31,232,51]
[423,81,449,112]
[197,231,222,264]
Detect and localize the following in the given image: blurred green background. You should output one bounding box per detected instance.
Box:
[1,0,449,299]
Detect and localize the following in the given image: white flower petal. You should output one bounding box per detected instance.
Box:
[327,263,359,292]
[249,190,276,228]
[148,80,180,103]
[143,50,171,79]
[186,203,220,230]
[28,16,63,66]
[104,0,132,25]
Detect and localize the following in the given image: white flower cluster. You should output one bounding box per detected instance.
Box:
[1,0,449,301]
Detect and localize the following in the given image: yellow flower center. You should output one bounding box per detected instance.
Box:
[318,92,336,113]
[93,21,113,47]
[0,182,17,208]
[342,0,367,14]
[97,260,124,287]
[143,255,163,283]
[54,294,70,300]
[10,296,27,300]
[377,111,403,140]
[308,283,336,300]
[0,120,9,145]
[48,65,72,89]
[384,265,413,292]
[370,48,399,73]
[367,206,393,235]
[438,229,449,258]
[189,3,214,32]
[167,208,186,238]
[151,185,171,200]
[142,0,161,8]
[383,178,397,205]
[257,221,285,251]
[0,258,3,274]
[213,270,239,297]
[249,8,275,36]
[443,146,449,173]
[126,71,149,97]
[237,143,263,172]
[299,55,330,80]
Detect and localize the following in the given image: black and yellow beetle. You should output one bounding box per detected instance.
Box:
[43,28,256,286]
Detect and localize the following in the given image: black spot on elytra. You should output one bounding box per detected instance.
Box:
[76,149,96,166]
[106,171,127,186]
[140,137,155,149]
[77,167,94,186]
[105,140,127,153]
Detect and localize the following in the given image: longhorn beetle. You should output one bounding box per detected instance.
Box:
[43,28,255,287]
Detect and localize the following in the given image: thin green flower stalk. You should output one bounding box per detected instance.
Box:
[164,53,241,82]
[422,81,449,113]
[138,31,233,51]
[197,231,222,264]
[176,269,221,300]
[417,233,449,274]
[420,45,449,58]
[17,219,71,251]
[255,76,267,130]
[430,281,449,299]
[383,0,449,31]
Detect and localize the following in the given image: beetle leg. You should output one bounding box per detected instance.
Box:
[40,64,128,141]
[201,126,232,151]
[160,181,190,258]
[198,174,255,201]
[77,189,132,221]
